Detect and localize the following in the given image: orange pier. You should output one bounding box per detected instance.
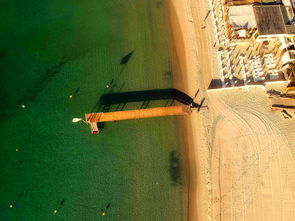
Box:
[85,105,192,134]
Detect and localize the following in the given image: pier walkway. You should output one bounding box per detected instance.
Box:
[86,105,191,123]
[85,105,191,133]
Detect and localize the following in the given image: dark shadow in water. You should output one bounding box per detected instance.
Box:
[0,189,27,218]
[60,199,65,205]
[89,49,135,113]
[26,55,70,102]
[29,49,89,103]
[156,0,163,8]
[106,49,134,92]
[91,82,126,113]
[0,50,89,123]
[74,87,80,94]
[99,88,196,106]
[140,100,150,109]
[108,81,125,94]
[164,71,172,76]
[120,50,135,65]
[90,89,200,122]
[169,150,182,185]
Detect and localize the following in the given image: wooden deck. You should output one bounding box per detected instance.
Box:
[85,105,191,123]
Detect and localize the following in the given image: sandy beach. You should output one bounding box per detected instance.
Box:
[166,0,295,220]
[166,0,214,220]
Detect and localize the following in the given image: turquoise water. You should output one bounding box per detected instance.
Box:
[0,0,184,220]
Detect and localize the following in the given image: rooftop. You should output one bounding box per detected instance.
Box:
[228,5,256,29]
[253,5,294,35]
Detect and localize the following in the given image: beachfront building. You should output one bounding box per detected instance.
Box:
[253,5,295,41]
[209,0,295,90]
[225,4,295,43]
[226,4,257,41]
[281,45,295,67]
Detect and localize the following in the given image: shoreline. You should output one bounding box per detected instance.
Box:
[165,2,197,220]
[165,0,215,220]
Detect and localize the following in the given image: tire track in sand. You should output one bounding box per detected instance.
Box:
[208,92,295,221]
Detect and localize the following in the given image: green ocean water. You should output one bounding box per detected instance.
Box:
[0,0,184,220]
